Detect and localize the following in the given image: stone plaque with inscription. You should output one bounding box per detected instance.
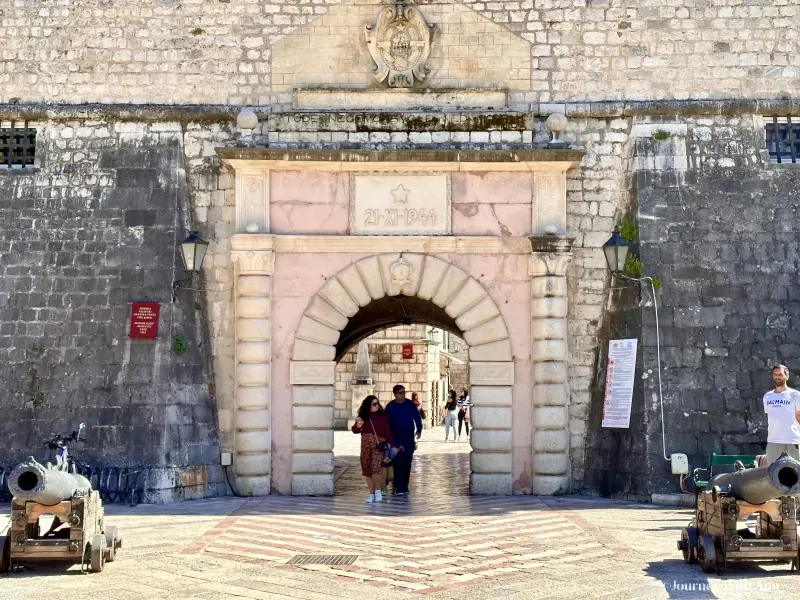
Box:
[352,174,449,235]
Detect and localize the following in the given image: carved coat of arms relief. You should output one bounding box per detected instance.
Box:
[364,0,436,88]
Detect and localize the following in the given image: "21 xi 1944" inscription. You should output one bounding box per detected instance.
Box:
[363,209,437,228]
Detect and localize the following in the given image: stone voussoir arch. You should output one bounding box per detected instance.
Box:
[289,252,516,496]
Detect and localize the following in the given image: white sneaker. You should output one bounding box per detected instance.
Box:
[366,494,375,503]
[375,490,383,502]
[458,436,461,441]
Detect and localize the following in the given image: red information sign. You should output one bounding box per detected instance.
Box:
[402,344,413,360]
[130,302,160,339]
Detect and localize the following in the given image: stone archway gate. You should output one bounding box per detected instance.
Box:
[218,148,581,497]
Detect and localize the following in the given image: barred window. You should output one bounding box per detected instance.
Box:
[765,116,799,164]
[0,125,37,168]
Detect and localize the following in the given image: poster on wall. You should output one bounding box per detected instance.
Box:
[601,338,638,428]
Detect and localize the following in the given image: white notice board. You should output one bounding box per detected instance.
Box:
[601,339,638,428]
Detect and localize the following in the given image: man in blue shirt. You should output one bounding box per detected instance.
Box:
[385,384,423,496]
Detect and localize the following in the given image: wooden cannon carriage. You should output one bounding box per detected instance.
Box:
[1,455,121,574]
[679,452,800,573]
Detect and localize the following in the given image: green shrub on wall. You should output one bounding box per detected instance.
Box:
[173,335,189,356]
[619,216,662,290]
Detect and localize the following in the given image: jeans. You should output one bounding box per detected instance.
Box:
[458,412,469,436]
[444,412,458,439]
[394,447,415,493]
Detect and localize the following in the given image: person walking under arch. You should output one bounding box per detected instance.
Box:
[352,395,396,503]
[385,385,423,497]
[457,388,471,441]
[444,390,458,441]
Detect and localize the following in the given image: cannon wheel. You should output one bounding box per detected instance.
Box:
[681,527,699,564]
[89,534,106,573]
[104,526,118,563]
[0,534,9,574]
[699,534,718,574]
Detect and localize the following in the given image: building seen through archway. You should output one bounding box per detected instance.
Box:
[333,324,471,497]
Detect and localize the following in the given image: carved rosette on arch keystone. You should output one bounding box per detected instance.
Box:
[231,244,275,496]
[529,238,573,496]
[291,253,514,496]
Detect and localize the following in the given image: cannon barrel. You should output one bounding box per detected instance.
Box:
[708,452,800,504]
[7,457,91,506]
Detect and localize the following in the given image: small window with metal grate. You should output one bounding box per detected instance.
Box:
[765,116,800,164]
[0,125,37,168]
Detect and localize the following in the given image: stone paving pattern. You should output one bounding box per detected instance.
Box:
[1,430,797,599]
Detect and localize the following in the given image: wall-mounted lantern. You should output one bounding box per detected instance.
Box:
[172,231,209,302]
[602,228,630,274]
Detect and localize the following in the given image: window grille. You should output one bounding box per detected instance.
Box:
[765,116,799,164]
[0,126,37,168]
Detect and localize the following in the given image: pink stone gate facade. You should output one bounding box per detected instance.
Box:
[220,149,579,497]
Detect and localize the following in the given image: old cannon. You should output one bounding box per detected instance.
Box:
[678,452,800,573]
[0,425,121,574]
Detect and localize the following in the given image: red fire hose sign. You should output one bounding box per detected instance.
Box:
[130,302,160,339]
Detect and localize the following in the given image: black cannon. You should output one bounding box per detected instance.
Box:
[0,426,121,574]
[679,452,800,574]
[8,457,92,506]
[707,453,800,504]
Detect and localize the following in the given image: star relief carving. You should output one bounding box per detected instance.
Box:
[391,184,410,204]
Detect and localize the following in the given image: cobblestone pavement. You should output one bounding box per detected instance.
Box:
[1,429,798,599]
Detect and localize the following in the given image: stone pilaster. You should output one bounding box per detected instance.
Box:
[469,362,515,495]
[230,244,275,496]
[529,236,573,495]
[290,361,336,495]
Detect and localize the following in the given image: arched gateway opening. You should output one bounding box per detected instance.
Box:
[290,253,514,496]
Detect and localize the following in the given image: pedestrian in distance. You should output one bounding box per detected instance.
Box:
[352,395,398,503]
[385,384,423,497]
[444,390,459,441]
[763,364,800,463]
[412,391,426,421]
[457,388,471,441]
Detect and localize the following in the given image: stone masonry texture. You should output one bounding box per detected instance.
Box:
[0,0,798,106]
[0,121,224,502]
[0,0,798,502]
[584,116,800,499]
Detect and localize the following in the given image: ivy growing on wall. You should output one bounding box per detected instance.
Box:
[619,216,662,290]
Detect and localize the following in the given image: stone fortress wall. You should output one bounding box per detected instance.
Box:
[1,0,796,106]
[0,0,798,499]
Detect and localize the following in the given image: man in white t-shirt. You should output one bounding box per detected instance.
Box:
[763,364,800,463]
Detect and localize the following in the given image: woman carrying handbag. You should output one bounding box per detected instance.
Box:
[352,395,399,503]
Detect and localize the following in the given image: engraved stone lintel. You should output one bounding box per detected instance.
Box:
[351,173,450,235]
[469,362,515,386]
[290,361,337,385]
[364,0,436,88]
[232,249,275,275]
